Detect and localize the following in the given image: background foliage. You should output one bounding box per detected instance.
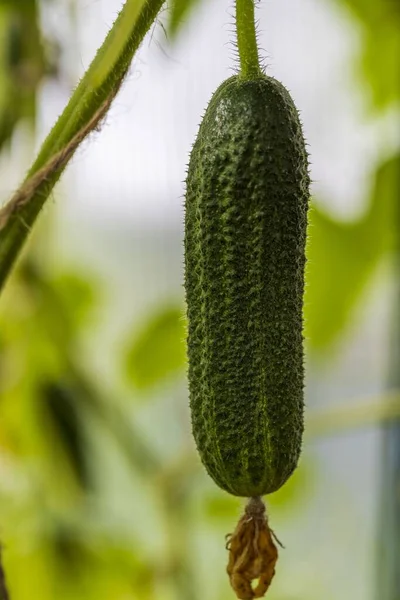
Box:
[0,0,399,599]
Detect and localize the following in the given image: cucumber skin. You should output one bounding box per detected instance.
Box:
[185,75,310,497]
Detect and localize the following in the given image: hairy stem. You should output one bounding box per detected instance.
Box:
[0,0,164,293]
[235,0,261,79]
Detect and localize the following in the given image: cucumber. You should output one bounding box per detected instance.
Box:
[184,74,309,498]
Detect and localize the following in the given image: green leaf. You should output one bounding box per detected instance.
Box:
[0,0,164,294]
[305,153,399,352]
[124,305,187,390]
[168,0,203,38]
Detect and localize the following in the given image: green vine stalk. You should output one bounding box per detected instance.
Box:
[0,0,164,293]
[376,173,400,600]
[235,0,262,79]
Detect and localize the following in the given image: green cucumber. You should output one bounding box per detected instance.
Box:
[184,74,309,497]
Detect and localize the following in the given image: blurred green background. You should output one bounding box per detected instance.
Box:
[0,0,399,599]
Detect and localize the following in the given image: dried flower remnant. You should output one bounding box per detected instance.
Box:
[226,497,282,599]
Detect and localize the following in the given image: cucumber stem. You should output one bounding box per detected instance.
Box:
[235,0,262,79]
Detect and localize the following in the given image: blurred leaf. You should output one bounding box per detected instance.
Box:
[51,271,97,328]
[305,153,399,352]
[202,493,241,523]
[306,209,375,351]
[124,305,187,390]
[0,257,160,478]
[268,463,314,514]
[40,381,91,490]
[50,524,155,597]
[0,0,54,150]
[336,0,400,109]
[20,261,98,339]
[337,0,400,29]
[168,0,203,38]
[5,516,156,600]
[361,23,400,110]
[71,367,161,476]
